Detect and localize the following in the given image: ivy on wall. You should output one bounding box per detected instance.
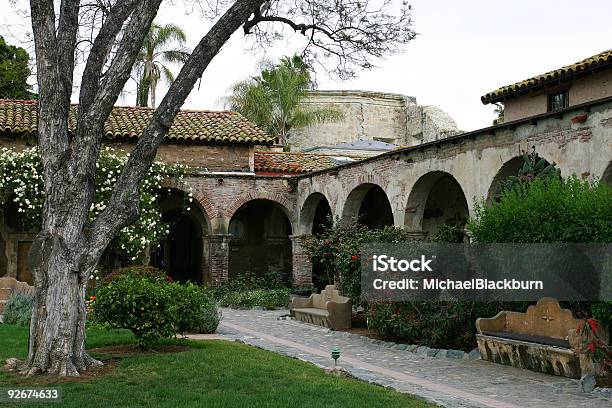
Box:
[0,146,190,261]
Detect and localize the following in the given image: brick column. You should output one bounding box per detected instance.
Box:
[289,234,313,289]
[207,234,231,285]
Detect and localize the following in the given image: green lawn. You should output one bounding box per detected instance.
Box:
[0,324,433,407]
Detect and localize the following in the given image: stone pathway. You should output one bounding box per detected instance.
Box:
[202,308,611,408]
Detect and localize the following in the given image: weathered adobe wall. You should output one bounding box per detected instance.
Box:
[289,91,415,150]
[288,90,459,151]
[0,135,254,172]
[504,70,612,122]
[295,101,612,235]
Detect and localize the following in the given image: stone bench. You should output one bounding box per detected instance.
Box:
[291,285,351,330]
[476,297,585,378]
[0,277,35,314]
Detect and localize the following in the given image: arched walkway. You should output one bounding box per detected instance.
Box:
[342,183,393,229]
[404,171,469,238]
[228,199,293,282]
[299,192,333,235]
[151,188,210,284]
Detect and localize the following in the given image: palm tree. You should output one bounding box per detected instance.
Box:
[134,23,190,107]
[225,55,343,146]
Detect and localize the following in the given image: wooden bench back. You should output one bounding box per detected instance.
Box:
[504,298,581,340]
[312,285,346,309]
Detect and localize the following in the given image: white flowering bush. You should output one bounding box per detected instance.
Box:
[0,146,189,262]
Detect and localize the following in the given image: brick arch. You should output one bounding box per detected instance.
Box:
[298,192,333,234]
[298,183,340,218]
[191,191,220,220]
[161,178,216,230]
[484,152,556,203]
[404,170,469,237]
[337,174,392,217]
[340,181,394,228]
[343,174,390,196]
[225,192,297,228]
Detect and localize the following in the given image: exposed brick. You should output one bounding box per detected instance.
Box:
[289,235,313,288]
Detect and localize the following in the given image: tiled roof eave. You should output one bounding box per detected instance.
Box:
[0,99,275,145]
[481,50,612,104]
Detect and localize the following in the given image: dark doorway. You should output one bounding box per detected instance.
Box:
[312,198,332,235]
[422,174,469,236]
[228,200,293,282]
[151,189,208,284]
[358,185,394,229]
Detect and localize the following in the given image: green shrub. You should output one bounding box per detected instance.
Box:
[218,288,290,310]
[94,272,222,348]
[169,283,221,334]
[469,176,612,336]
[208,271,289,310]
[469,177,612,243]
[103,265,170,284]
[208,271,285,300]
[366,301,506,351]
[431,224,466,243]
[93,274,176,349]
[499,150,561,196]
[2,292,34,326]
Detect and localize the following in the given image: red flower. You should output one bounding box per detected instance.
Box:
[324,252,332,258]
[587,342,596,353]
[351,255,360,260]
[89,295,96,301]
[587,318,598,333]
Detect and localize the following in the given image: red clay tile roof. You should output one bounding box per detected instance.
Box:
[0,99,274,145]
[254,151,348,174]
[481,49,612,104]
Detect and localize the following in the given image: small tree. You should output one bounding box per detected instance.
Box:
[0,36,36,99]
[226,55,343,146]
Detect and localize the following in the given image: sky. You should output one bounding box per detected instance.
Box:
[2,0,612,131]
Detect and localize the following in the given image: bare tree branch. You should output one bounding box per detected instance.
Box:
[84,0,163,127]
[56,0,81,95]
[78,0,139,112]
[244,0,415,79]
[29,0,72,200]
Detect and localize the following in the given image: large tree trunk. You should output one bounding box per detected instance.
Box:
[25,234,101,376]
